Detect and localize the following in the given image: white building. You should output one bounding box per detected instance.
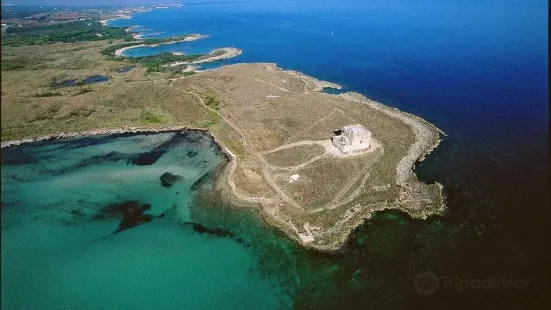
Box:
[332,124,371,154]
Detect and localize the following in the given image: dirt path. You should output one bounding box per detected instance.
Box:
[173,86,381,216]
[247,77,292,93]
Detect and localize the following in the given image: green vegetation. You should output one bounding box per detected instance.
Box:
[101,43,204,73]
[139,35,194,45]
[137,108,176,124]
[1,26,218,141]
[73,89,94,96]
[128,53,202,73]
[127,49,223,74]
[139,109,165,124]
[191,120,217,128]
[1,57,33,71]
[204,94,221,110]
[2,21,133,46]
[208,49,225,57]
[33,91,63,97]
[64,107,96,119]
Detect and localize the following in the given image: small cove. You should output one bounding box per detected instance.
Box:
[321,87,346,95]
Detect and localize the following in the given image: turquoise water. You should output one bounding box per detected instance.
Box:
[1,132,290,309]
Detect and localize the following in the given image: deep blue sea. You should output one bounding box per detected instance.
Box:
[1,0,548,309]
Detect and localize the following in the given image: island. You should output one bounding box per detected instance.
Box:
[1,12,445,252]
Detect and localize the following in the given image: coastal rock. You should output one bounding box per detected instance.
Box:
[189,222,234,238]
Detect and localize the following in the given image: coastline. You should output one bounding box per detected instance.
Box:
[99,15,132,26]
[193,48,243,64]
[206,63,446,252]
[1,64,445,253]
[165,47,243,67]
[113,34,210,57]
[1,126,195,149]
[104,13,241,66]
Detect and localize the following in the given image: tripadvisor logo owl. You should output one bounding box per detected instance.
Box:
[414,271,439,296]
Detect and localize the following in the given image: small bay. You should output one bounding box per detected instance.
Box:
[1,131,291,309]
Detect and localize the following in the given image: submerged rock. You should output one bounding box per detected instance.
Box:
[129,133,191,166]
[94,201,153,233]
[130,150,165,166]
[160,172,184,188]
[190,223,234,238]
[1,149,37,165]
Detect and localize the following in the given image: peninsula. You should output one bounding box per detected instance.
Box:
[1,16,445,252]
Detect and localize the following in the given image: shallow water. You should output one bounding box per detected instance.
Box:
[55,79,77,88]
[1,132,290,310]
[197,61,226,71]
[82,75,110,84]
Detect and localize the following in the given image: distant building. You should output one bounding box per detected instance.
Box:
[332,124,371,154]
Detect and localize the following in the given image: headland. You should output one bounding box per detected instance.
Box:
[1,15,444,253]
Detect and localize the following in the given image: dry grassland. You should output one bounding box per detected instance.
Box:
[173,63,444,251]
[1,41,216,140]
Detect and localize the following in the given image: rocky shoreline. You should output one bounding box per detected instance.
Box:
[0,126,208,149]
[1,65,446,254]
[206,64,447,253]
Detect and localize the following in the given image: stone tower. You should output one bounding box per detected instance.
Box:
[332,124,371,154]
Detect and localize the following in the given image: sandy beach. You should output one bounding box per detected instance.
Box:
[114,44,146,56]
